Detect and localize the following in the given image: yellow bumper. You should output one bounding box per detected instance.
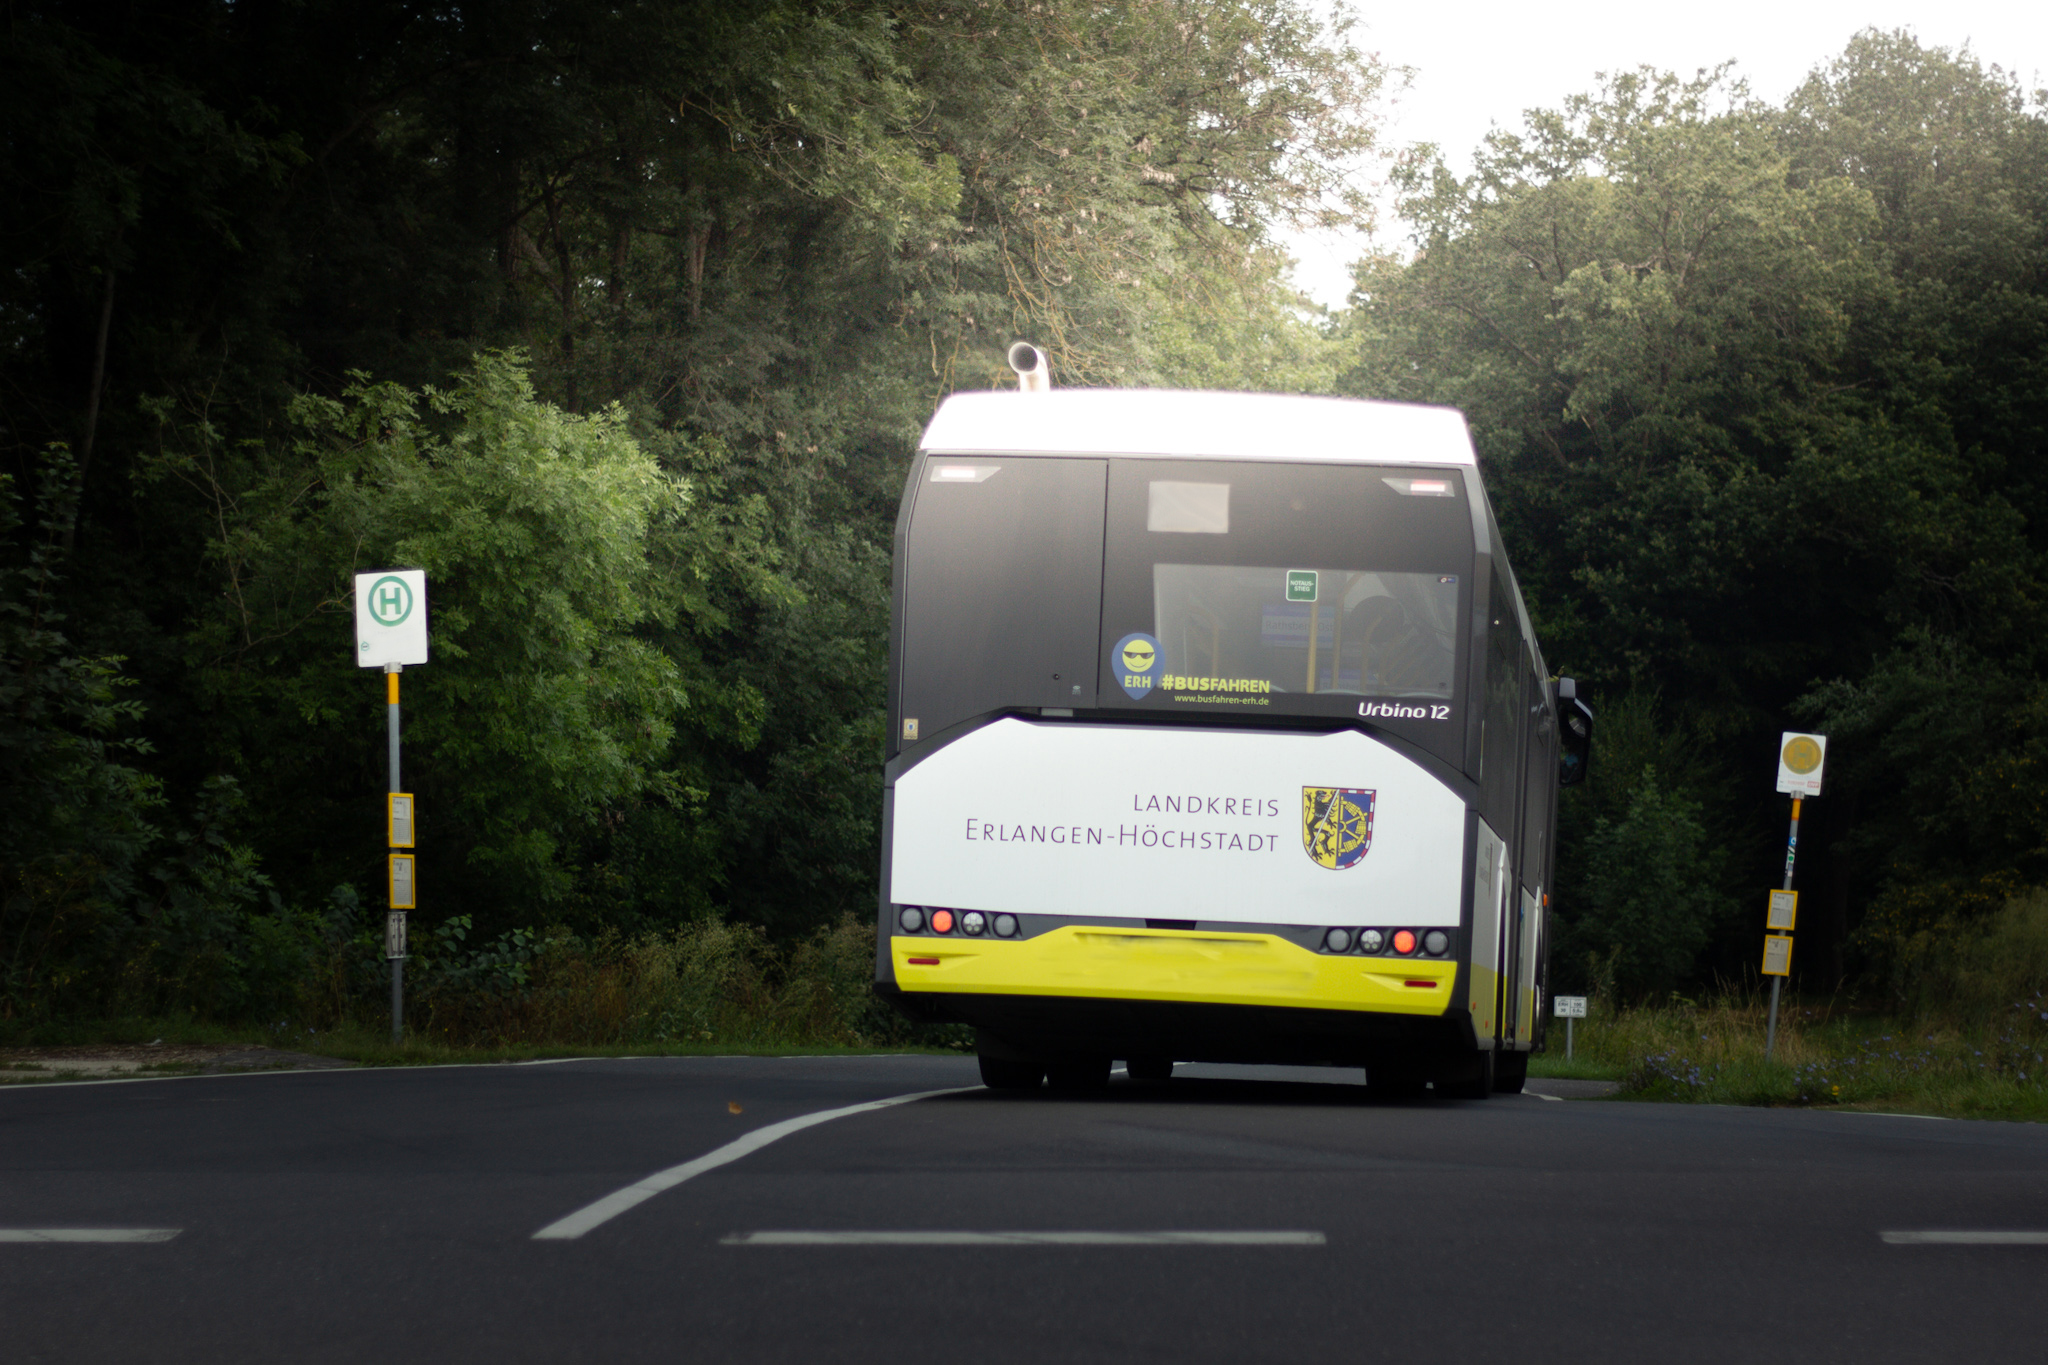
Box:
[892,925,1454,1016]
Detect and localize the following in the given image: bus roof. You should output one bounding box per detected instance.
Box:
[920,389,1477,467]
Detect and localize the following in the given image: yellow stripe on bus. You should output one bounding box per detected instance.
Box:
[892,925,1454,1015]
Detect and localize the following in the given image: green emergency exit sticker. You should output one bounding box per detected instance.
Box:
[1285,570,1319,602]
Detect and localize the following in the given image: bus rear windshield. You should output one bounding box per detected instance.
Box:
[1099,460,1472,724]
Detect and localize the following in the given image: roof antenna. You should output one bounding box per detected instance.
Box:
[1007,341,1051,393]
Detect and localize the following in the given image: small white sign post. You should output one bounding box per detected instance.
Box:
[1553,995,1587,1059]
[354,570,427,1046]
[1765,732,1826,1061]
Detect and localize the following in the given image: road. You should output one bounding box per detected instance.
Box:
[4,1055,2046,1363]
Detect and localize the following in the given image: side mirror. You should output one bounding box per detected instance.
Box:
[1557,679,1593,787]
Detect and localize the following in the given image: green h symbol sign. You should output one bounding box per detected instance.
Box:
[369,575,414,626]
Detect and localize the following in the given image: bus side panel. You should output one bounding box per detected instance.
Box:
[1467,818,1505,1047]
[1514,887,1541,1045]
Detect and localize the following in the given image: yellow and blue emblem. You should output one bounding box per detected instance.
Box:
[1112,632,1161,699]
[1302,787,1375,870]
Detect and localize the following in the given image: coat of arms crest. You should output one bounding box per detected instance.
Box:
[1302,787,1375,870]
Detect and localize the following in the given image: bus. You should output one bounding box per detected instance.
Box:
[874,345,1593,1097]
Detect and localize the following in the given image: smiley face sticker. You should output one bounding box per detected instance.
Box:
[1112,632,1162,699]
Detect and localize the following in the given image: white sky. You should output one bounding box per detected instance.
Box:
[1282,2,2048,308]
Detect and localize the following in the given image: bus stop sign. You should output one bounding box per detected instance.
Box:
[355,570,428,668]
[1775,732,1826,796]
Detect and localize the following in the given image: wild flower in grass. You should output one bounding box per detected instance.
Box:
[1624,1050,1719,1095]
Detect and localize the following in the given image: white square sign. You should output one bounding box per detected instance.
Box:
[1553,995,1587,1019]
[354,570,428,667]
[1775,732,1826,796]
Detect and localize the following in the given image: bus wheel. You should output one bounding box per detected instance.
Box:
[1364,1061,1427,1098]
[1436,1049,1495,1100]
[978,1055,1045,1091]
[1126,1056,1173,1083]
[1493,1050,1529,1094]
[1045,1056,1112,1091]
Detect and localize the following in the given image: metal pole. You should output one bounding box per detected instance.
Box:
[1566,1016,1574,1061]
[1765,796,1801,1061]
[388,663,403,1047]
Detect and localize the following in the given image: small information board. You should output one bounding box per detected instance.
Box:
[1775,732,1827,796]
[388,853,416,909]
[354,569,428,668]
[1553,995,1587,1018]
[385,911,408,960]
[1285,570,1319,603]
[1767,889,1797,931]
[1762,934,1793,977]
[388,793,415,848]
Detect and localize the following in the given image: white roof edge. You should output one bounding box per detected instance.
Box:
[919,389,1477,467]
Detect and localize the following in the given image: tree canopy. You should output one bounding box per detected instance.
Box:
[5,6,2045,1018]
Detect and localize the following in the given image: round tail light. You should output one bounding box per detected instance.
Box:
[930,909,955,934]
[1323,928,1352,953]
[1392,929,1417,955]
[1423,929,1449,955]
[898,907,925,933]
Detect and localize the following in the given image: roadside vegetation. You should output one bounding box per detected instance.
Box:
[6,9,2048,1099]
[1533,891,2048,1121]
[0,917,968,1065]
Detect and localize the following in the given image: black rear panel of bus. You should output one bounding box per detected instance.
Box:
[898,458,1107,737]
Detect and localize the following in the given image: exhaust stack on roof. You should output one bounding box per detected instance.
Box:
[1007,341,1051,393]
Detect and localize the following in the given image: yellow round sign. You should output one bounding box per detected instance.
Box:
[1782,736,1823,774]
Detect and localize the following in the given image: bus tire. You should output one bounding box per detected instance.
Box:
[1045,1056,1112,1091]
[1437,1048,1495,1100]
[1493,1050,1528,1094]
[978,1055,1045,1091]
[1126,1056,1173,1083]
[1364,1061,1427,1098]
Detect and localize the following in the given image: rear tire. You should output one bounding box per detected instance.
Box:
[1044,1056,1112,1091]
[978,1055,1044,1091]
[1364,1060,1428,1098]
[1126,1056,1174,1083]
[1493,1050,1529,1094]
[1436,1048,1495,1100]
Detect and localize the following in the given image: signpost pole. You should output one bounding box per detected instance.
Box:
[1566,1015,1574,1061]
[1765,796,1801,1062]
[388,662,403,1047]
[356,568,426,1051]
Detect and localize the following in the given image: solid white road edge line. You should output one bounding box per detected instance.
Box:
[0,1228,181,1243]
[721,1231,1326,1246]
[1530,1092,1564,1102]
[1881,1231,2048,1245]
[531,1086,977,1241]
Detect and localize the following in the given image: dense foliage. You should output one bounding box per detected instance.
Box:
[1,0,1376,1021]
[5,4,2045,1026]
[1345,34,2048,997]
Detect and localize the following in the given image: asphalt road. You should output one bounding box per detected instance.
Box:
[5,1055,2046,1363]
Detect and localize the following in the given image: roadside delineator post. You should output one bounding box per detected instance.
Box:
[1765,732,1827,1061]
[355,570,428,1047]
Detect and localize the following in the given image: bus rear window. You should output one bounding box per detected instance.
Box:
[1154,565,1458,698]
[1100,459,1472,727]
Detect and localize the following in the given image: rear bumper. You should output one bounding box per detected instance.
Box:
[890,925,1454,1015]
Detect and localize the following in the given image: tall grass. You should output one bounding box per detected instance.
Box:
[397,915,953,1051]
[1541,891,2048,1120]
[0,914,965,1057]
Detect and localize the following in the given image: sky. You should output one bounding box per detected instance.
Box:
[1280,2,2048,308]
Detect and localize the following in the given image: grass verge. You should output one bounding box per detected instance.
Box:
[1545,987,2048,1121]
